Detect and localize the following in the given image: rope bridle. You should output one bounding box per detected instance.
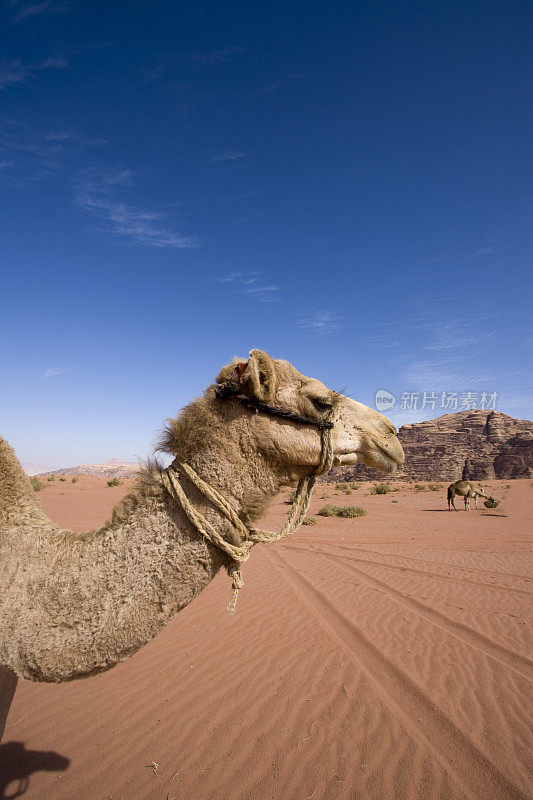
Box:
[161,373,335,613]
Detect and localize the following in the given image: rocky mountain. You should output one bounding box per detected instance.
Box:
[326,410,533,482]
[39,458,139,479]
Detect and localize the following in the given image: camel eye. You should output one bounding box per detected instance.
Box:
[310,397,333,413]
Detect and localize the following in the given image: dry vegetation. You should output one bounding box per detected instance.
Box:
[318,504,367,518]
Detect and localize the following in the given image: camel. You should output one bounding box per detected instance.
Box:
[0,350,404,742]
[447,480,487,511]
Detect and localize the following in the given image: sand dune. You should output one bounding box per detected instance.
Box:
[1,478,531,800]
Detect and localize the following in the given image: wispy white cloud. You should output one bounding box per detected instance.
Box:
[10,0,68,23]
[228,189,259,201]
[416,243,496,269]
[40,366,65,380]
[0,55,68,89]
[245,284,279,297]
[0,120,105,186]
[43,129,107,146]
[186,47,244,65]
[392,304,532,418]
[211,151,245,163]
[217,270,261,284]
[145,47,244,81]
[462,246,495,261]
[498,393,533,416]
[297,310,346,335]
[76,170,197,249]
[216,270,279,302]
[257,74,299,94]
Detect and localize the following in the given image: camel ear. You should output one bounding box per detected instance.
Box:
[241,349,277,403]
[216,357,248,386]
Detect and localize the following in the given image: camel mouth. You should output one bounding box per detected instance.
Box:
[334,439,403,473]
[373,438,404,470]
[358,437,404,473]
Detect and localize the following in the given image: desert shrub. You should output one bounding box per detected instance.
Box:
[371,483,390,495]
[337,506,367,517]
[302,517,318,526]
[318,504,339,516]
[318,504,367,518]
[107,478,122,487]
[71,477,78,483]
[414,484,427,491]
[428,483,441,491]
[30,477,44,492]
[47,476,55,482]
[348,482,361,490]
[505,484,511,489]
[59,477,66,482]
[392,499,399,503]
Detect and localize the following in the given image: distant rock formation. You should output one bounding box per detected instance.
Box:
[38,459,139,479]
[326,410,533,482]
[21,462,50,476]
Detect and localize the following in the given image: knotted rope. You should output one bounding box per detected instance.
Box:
[161,411,333,612]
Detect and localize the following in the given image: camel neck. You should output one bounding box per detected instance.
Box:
[178,430,281,536]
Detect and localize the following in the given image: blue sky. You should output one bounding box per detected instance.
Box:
[1,0,531,470]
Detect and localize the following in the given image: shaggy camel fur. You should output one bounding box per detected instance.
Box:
[447,480,487,511]
[0,350,403,739]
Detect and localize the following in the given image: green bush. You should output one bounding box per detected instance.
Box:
[107,478,122,487]
[317,504,338,516]
[302,517,318,526]
[428,483,441,491]
[59,477,66,482]
[337,506,367,517]
[392,499,399,503]
[47,475,55,482]
[30,477,45,492]
[414,484,427,491]
[371,483,390,495]
[505,484,511,489]
[71,477,78,483]
[318,504,367,518]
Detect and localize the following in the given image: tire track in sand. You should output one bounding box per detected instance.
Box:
[284,544,533,681]
[267,549,530,800]
[297,540,531,583]
[286,541,533,597]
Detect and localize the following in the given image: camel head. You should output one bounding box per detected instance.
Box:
[215,350,404,478]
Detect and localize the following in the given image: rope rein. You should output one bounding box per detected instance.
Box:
[161,394,334,613]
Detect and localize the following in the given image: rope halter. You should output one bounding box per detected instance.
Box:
[161,376,335,612]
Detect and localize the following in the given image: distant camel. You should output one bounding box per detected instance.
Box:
[447,480,487,511]
[0,350,404,741]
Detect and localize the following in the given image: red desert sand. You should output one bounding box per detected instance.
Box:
[1,477,532,800]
